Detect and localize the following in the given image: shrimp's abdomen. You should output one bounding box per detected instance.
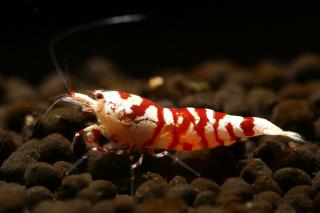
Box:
[151,108,248,151]
[151,107,304,151]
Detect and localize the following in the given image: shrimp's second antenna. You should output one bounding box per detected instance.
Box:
[49,14,146,94]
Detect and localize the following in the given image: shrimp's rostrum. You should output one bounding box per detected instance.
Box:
[62,90,304,152]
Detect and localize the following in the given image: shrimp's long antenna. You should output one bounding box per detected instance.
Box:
[49,14,146,94]
[34,95,67,137]
[63,57,73,93]
[42,96,66,120]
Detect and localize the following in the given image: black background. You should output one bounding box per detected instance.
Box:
[1,2,320,83]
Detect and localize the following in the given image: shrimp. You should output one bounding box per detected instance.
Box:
[62,90,304,173]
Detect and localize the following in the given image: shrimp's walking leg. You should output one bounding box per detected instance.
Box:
[148,150,201,177]
[65,147,95,176]
[71,124,101,150]
[66,125,100,175]
[66,124,123,176]
[130,153,144,195]
[131,153,144,169]
[65,146,127,176]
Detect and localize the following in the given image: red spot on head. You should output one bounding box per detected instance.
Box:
[183,142,193,151]
[119,92,131,99]
[241,117,255,136]
[66,87,75,96]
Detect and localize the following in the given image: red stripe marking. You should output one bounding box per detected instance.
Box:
[226,122,239,141]
[183,142,193,151]
[169,108,179,149]
[241,117,255,136]
[168,108,193,149]
[194,108,209,148]
[213,112,226,145]
[143,106,165,148]
[119,92,131,99]
[121,98,154,121]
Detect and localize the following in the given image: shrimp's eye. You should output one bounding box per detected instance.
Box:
[95,93,104,100]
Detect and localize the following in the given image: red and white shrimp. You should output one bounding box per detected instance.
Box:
[62,90,304,173]
[47,14,305,187]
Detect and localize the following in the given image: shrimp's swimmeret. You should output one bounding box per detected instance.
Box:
[62,90,305,153]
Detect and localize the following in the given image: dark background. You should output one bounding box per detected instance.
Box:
[1,2,320,83]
